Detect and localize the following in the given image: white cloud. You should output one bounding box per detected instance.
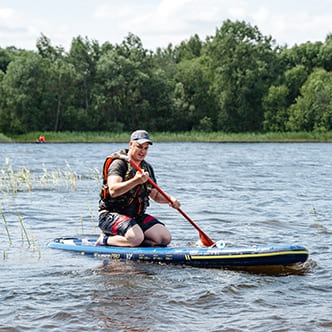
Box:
[0,7,20,29]
[228,6,247,20]
[256,10,332,45]
[0,7,13,20]
[93,0,332,49]
[92,0,205,48]
[252,7,269,24]
[1,0,332,51]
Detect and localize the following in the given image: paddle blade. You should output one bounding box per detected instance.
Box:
[199,233,215,247]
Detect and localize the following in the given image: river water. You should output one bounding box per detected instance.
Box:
[0,142,331,331]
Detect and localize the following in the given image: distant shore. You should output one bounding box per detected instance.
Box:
[1,131,332,143]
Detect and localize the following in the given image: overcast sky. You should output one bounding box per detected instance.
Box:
[1,0,332,52]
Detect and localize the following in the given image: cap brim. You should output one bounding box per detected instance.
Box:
[136,139,152,145]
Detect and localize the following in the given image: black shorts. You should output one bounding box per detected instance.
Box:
[98,212,164,236]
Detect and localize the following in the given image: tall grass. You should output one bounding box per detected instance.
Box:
[18,212,32,247]
[5,131,131,143]
[1,207,12,245]
[1,158,98,260]
[0,133,12,142]
[0,158,33,194]
[154,131,332,142]
[0,158,80,194]
[1,207,41,260]
[3,130,332,143]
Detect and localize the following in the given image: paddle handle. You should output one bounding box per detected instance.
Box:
[121,155,214,247]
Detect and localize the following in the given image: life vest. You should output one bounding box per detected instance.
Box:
[99,149,154,216]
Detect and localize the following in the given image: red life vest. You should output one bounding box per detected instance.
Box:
[99,150,154,216]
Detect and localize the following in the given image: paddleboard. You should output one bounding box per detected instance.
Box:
[48,237,309,271]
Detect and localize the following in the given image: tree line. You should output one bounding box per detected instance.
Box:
[1,20,332,134]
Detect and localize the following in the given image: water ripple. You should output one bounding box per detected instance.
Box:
[1,142,331,331]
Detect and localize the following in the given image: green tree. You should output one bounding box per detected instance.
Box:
[263,85,289,131]
[50,59,79,131]
[173,57,216,131]
[318,37,332,72]
[138,67,175,131]
[67,36,101,113]
[176,34,203,61]
[283,65,308,104]
[36,33,65,61]
[93,34,153,131]
[279,41,323,73]
[0,51,56,133]
[206,20,278,132]
[0,47,18,73]
[263,65,308,131]
[36,34,82,131]
[287,68,332,131]
[153,44,178,79]
[0,69,6,129]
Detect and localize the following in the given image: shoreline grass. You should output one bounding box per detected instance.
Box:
[1,131,332,143]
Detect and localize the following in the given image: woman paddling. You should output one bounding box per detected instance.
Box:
[96,130,180,247]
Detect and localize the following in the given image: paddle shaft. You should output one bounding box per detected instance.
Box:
[127,157,215,247]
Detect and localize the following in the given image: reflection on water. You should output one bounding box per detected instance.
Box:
[0,142,331,331]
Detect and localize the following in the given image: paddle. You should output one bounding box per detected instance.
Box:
[119,154,215,247]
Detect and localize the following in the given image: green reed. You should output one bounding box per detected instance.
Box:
[18,213,31,247]
[79,213,84,234]
[312,207,324,234]
[1,208,41,260]
[79,204,98,234]
[1,158,81,193]
[5,130,332,143]
[0,158,35,194]
[18,213,41,258]
[1,158,98,259]
[64,161,79,191]
[1,207,12,245]
[87,204,97,229]
[0,158,83,260]
[78,204,98,235]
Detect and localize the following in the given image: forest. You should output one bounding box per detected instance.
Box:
[1,19,332,134]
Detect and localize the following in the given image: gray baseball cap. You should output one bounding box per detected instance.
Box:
[130,130,153,145]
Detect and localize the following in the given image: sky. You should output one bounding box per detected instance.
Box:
[1,0,332,52]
